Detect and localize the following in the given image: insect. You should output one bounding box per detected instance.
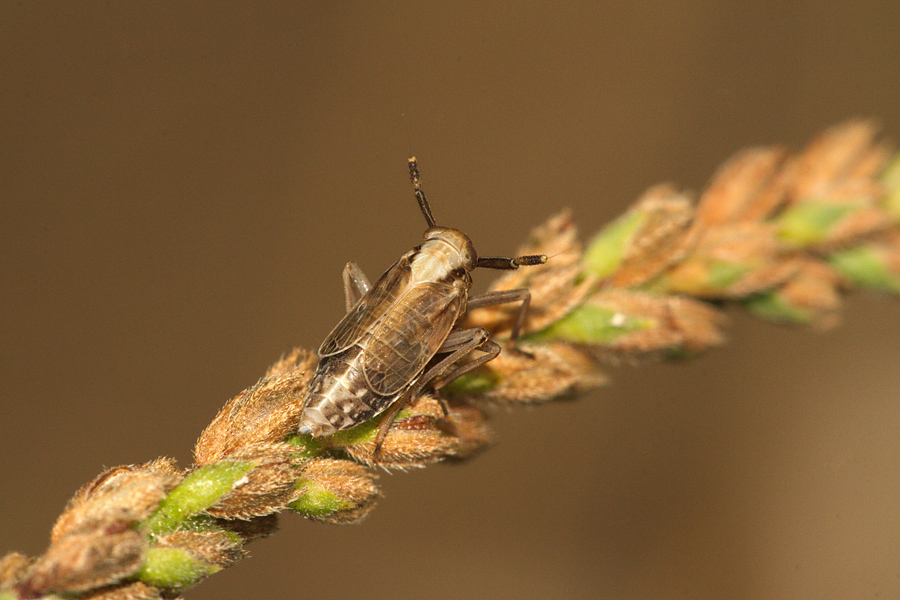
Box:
[298,157,547,454]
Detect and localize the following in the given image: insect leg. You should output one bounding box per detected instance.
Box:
[341,262,372,312]
[431,330,502,392]
[466,288,532,341]
[372,327,496,456]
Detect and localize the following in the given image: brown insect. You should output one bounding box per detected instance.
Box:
[297,157,546,453]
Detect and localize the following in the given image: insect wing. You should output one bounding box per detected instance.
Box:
[363,281,463,395]
[318,255,413,358]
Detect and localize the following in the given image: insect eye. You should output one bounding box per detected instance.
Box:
[463,243,477,270]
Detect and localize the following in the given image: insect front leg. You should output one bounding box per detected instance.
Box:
[372,327,498,456]
[341,261,372,312]
[466,288,533,341]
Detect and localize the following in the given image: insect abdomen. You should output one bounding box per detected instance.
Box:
[298,345,392,437]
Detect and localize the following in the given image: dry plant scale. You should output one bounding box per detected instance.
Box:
[3,120,900,600]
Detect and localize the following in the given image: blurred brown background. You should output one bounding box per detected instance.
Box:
[2,3,900,599]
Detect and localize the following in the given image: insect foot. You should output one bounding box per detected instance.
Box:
[340,397,493,469]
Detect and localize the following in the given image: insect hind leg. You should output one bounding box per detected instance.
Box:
[433,328,501,388]
[372,327,496,457]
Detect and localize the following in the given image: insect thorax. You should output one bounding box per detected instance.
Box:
[411,227,476,287]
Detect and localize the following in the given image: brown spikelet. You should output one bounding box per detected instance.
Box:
[789,119,885,201]
[467,210,595,336]
[588,289,727,356]
[661,222,799,298]
[194,349,317,465]
[776,259,844,329]
[610,185,698,287]
[346,397,494,468]
[463,342,605,405]
[824,203,893,249]
[81,581,165,600]
[516,207,583,260]
[265,346,318,379]
[295,459,380,524]
[872,229,900,275]
[16,461,180,596]
[20,525,146,597]
[0,553,33,588]
[51,461,180,543]
[155,530,245,570]
[663,295,730,353]
[216,513,280,545]
[205,443,303,520]
[658,148,799,299]
[441,404,496,456]
[694,146,791,226]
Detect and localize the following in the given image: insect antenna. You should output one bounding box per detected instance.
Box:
[408,156,437,228]
[408,156,547,269]
[476,254,548,270]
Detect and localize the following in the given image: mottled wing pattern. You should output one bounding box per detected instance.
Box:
[363,281,464,396]
[318,254,413,358]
